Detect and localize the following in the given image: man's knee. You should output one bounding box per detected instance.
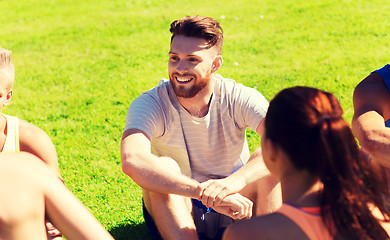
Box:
[240,174,282,216]
[144,189,193,219]
[255,175,282,215]
[248,148,263,162]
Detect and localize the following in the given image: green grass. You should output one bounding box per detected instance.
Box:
[0,0,389,239]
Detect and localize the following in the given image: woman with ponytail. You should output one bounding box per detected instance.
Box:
[223,86,390,240]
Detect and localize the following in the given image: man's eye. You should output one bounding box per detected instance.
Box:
[170,56,179,62]
[189,58,198,63]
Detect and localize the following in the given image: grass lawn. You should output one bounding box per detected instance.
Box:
[0,0,389,239]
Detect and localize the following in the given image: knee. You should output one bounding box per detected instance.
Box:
[147,190,170,202]
[148,190,191,207]
[256,176,282,215]
[257,174,281,197]
[248,148,263,162]
[145,190,192,212]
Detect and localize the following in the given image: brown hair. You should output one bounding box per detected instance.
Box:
[170,15,223,54]
[265,86,390,239]
[0,47,15,89]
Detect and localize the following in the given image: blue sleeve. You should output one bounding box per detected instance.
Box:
[373,64,390,92]
[372,64,390,127]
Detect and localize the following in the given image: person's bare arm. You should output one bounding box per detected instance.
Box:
[19,120,61,177]
[200,120,271,206]
[121,128,202,198]
[352,72,390,168]
[211,193,253,220]
[18,120,64,239]
[121,129,255,219]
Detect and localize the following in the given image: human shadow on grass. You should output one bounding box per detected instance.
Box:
[109,221,153,240]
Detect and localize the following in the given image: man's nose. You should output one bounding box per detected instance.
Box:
[176,60,188,74]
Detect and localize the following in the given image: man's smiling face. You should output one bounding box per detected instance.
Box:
[168,35,219,99]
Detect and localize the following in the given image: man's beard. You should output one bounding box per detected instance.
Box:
[170,73,210,98]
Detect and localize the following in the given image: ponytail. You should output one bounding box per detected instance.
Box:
[265,86,390,239]
[318,116,389,239]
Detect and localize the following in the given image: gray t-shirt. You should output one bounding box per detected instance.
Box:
[124,74,269,182]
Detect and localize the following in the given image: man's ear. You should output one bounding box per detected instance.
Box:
[211,55,223,73]
[4,89,12,106]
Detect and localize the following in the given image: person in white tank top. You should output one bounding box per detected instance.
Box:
[352,64,390,196]
[0,47,64,239]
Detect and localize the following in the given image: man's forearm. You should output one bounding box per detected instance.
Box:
[121,151,202,199]
[199,148,271,207]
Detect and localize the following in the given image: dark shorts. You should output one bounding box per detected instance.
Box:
[142,200,163,240]
[143,199,234,240]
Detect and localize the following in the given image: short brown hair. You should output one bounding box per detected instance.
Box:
[0,47,15,89]
[170,15,223,54]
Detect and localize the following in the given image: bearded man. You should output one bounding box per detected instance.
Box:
[121,15,281,240]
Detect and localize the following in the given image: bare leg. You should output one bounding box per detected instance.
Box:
[144,190,198,240]
[0,152,114,240]
[239,148,282,216]
[254,176,281,216]
[239,174,281,216]
[142,157,198,240]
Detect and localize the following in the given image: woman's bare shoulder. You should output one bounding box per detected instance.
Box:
[223,212,310,240]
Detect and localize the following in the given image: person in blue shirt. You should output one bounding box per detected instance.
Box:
[352,64,390,192]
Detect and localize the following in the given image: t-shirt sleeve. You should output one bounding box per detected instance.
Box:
[232,84,269,132]
[373,64,390,92]
[123,93,165,140]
